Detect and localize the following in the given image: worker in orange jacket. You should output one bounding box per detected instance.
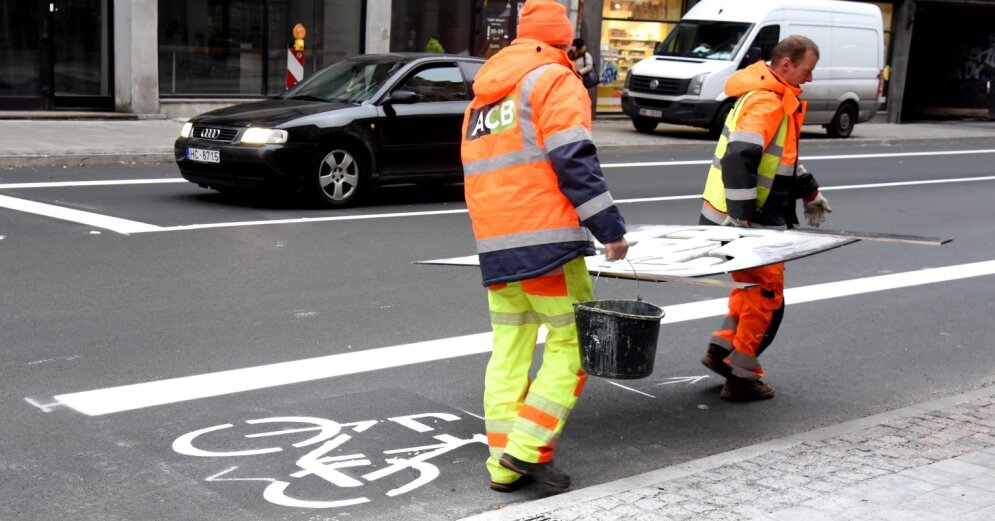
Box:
[461,0,628,492]
[698,35,833,401]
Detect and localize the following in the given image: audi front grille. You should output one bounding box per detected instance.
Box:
[192,126,240,142]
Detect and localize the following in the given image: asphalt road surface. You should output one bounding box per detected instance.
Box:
[1,140,993,520]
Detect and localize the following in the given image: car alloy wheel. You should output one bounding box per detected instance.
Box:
[316,147,363,206]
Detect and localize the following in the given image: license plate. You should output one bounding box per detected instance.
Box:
[187,147,220,163]
[638,108,663,118]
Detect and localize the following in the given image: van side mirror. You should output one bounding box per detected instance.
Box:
[739,46,763,70]
[384,90,418,105]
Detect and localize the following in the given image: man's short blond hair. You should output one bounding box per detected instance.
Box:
[771,35,820,64]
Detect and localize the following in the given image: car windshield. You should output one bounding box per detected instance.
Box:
[655,21,753,61]
[282,59,404,103]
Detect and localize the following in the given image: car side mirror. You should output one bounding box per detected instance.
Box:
[384,90,418,105]
[739,46,762,70]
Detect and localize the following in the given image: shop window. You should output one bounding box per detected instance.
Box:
[159,0,361,98]
[390,0,473,55]
[599,0,683,113]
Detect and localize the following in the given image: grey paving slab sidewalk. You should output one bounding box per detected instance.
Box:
[460,384,995,521]
[0,116,994,168]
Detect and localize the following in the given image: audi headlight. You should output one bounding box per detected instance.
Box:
[180,122,193,138]
[240,128,289,145]
[688,73,708,96]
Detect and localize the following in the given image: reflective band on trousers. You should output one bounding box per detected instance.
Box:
[490,309,575,328]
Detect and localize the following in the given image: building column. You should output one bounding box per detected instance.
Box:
[113,0,160,115]
[887,0,916,123]
[366,0,391,54]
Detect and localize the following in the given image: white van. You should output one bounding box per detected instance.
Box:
[621,0,884,138]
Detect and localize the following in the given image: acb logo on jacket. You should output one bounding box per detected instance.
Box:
[465,94,516,141]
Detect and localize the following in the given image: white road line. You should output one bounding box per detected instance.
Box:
[600,148,995,168]
[53,259,995,416]
[0,179,185,189]
[0,194,161,234]
[133,175,995,233]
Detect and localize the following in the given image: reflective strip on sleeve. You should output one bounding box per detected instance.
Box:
[724,187,758,201]
[728,131,764,147]
[544,126,593,151]
[757,175,774,189]
[700,201,727,225]
[476,227,590,253]
[574,191,614,221]
[775,163,795,177]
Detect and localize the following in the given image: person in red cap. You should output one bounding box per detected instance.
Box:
[461,0,628,493]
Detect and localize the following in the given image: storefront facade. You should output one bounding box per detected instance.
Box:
[1,0,988,122]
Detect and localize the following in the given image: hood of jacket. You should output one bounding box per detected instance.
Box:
[471,38,577,105]
[724,61,804,115]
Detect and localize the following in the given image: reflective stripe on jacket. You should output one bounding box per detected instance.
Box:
[700,61,818,228]
[462,38,626,286]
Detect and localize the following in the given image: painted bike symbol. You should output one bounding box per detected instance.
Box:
[173,413,486,509]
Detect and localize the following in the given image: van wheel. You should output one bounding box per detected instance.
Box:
[708,100,735,139]
[826,103,857,138]
[312,144,367,207]
[632,117,658,134]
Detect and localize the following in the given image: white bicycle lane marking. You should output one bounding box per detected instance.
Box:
[48,259,995,416]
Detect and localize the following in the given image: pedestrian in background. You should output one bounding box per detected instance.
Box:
[461,0,628,493]
[426,32,445,53]
[569,38,597,112]
[698,35,833,401]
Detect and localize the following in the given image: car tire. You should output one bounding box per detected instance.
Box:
[632,117,658,134]
[826,102,857,138]
[312,144,367,207]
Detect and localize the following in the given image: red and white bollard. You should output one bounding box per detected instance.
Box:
[286,23,306,89]
[286,48,304,89]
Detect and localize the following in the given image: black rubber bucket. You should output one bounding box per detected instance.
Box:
[574,299,665,379]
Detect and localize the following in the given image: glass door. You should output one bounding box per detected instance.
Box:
[50,0,113,109]
[0,1,43,109]
[0,0,112,111]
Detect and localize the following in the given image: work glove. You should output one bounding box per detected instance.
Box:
[803,192,832,227]
[721,215,751,227]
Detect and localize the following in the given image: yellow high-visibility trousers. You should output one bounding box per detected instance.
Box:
[483,256,592,485]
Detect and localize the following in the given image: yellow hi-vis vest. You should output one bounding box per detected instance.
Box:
[702,91,789,213]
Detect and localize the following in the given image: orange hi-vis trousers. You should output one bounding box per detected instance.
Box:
[483,256,592,485]
[710,263,786,380]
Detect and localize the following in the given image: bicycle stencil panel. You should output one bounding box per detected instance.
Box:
[173,413,486,509]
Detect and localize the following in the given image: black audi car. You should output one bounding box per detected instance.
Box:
[174,53,485,207]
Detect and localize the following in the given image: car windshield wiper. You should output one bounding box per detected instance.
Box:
[286,94,328,102]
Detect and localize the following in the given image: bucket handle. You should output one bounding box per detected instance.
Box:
[593,257,643,301]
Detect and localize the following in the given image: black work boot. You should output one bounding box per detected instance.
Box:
[499,454,571,490]
[489,474,534,493]
[720,376,775,402]
[701,343,732,378]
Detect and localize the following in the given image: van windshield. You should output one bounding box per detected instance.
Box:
[655,21,753,61]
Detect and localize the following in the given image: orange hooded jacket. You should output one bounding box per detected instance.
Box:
[461,39,626,286]
[714,61,819,227]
